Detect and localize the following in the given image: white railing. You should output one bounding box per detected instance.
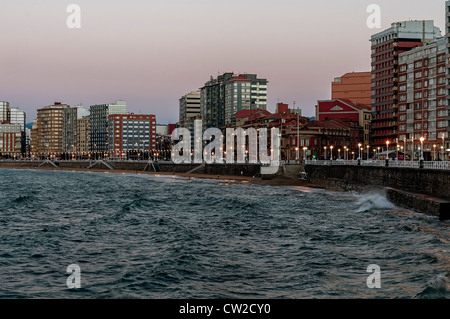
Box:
[305,159,450,170]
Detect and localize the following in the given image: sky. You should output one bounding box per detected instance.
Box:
[0,0,446,123]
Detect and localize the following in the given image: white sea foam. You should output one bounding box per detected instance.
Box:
[355,193,394,213]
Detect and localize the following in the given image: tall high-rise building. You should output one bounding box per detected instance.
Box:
[89,100,127,152]
[332,72,371,106]
[35,102,70,155]
[179,91,201,129]
[9,107,26,132]
[77,116,90,154]
[62,107,77,153]
[445,1,450,158]
[200,73,267,129]
[398,37,447,160]
[30,120,38,156]
[0,101,10,123]
[108,114,156,158]
[371,21,441,148]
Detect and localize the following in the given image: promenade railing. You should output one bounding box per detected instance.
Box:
[304,159,450,170]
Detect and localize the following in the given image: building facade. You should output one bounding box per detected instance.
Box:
[316,99,372,147]
[371,20,441,148]
[0,101,10,123]
[35,102,70,155]
[62,107,77,153]
[332,72,371,106]
[179,91,201,129]
[445,1,450,159]
[90,100,127,152]
[77,116,90,154]
[9,107,26,131]
[0,124,22,156]
[200,73,267,129]
[108,114,156,158]
[398,37,447,160]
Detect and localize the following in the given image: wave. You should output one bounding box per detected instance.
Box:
[355,193,394,213]
[415,273,450,299]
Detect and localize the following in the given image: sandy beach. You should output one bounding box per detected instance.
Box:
[0,163,323,188]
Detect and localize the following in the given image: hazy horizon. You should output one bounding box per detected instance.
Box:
[0,0,446,123]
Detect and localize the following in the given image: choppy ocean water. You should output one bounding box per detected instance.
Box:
[0,168,449,299]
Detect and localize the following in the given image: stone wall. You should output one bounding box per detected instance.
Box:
[305,165,450,200]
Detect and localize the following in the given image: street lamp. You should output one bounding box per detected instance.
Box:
[338,149,341,160]
[295,147,299,161]
[324,146,327,160]
[366,145,370,161]
[420,137,425,161]
[433,144,436,161]
[330,146,333,160]
[358,143,362,160]
[303,147,307,162]
[386,140,390,160]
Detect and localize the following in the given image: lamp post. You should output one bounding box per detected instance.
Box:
[295,147,299,162]
[338,149,341,160]
[343,146,347,160]
[404,139,407,161]
[442,133,446,161]
[303,147,307,162]
[324,146,327,160]
[330,146,333,160]
[366,145,370,161]
[420,137,425,161]
[358,143,362,160]
[433,144,436,161]
[386,140,390,160]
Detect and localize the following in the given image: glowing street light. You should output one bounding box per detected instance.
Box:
[386,140,390,160]
[419,137,425,161]
[330,146,334,160]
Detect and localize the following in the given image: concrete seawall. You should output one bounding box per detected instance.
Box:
[305,165,450,220]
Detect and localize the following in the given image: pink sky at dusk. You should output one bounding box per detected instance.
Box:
[0,0,446,123]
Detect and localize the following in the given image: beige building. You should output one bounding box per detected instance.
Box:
[35,102,70,155]
[179,91,201,129]
[77,115,90,153]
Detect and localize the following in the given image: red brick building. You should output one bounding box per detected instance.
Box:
[332,72,371,106]
[108,114,156,158]
[370,21,441,148]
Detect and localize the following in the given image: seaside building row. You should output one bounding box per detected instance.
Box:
[0,100,171,160]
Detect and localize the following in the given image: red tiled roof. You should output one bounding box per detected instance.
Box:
[235,109,271,118]
[336,99,371,111]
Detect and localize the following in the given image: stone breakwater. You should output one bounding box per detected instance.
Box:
[305,164,450,220]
